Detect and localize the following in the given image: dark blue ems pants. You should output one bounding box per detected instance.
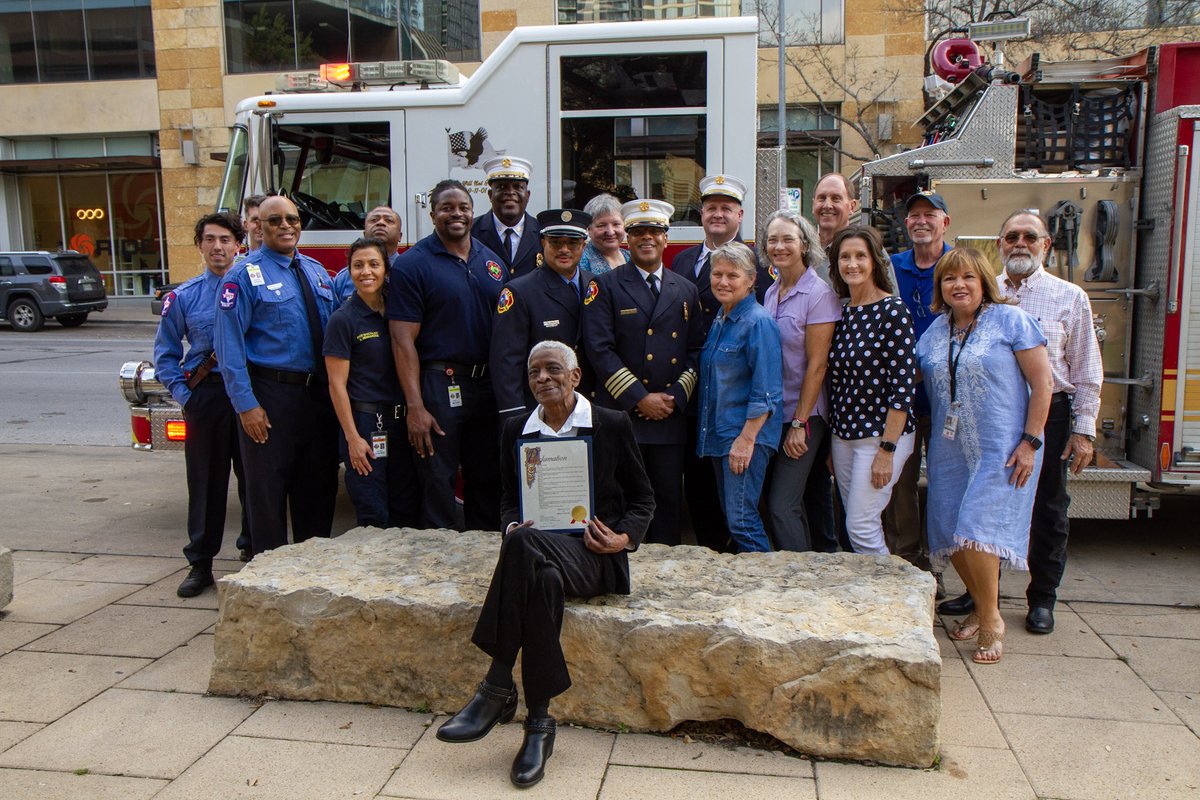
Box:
[339,407,419,528]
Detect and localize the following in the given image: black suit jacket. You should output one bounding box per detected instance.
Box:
[472,211,542,279]
[668,241,777,334]
[489,266,595,416]
[500,405,656,591]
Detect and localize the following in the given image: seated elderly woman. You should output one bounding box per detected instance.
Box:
[436,340,655,788]
[695,241,783,552]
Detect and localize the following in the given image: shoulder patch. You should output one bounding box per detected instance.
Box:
[496,287,515,314]
[486,260,504,281]
[160,291,175,317]
[583,280,599,306]
[219,283,238,310]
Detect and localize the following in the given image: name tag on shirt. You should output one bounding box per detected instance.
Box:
[246,265,265,286]
[543,319,561,328]
[619,308,638,316]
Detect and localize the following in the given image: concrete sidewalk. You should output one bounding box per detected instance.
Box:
[0,444,1197,799]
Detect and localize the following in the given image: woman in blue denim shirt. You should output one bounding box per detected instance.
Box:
[696,242,784,552]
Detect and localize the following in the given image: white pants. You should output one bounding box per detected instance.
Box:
[832,432,916,555]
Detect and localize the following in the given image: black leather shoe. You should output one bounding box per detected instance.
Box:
[176,566,214,598]
[511,716,556,788]
[436,681,518,743]
[1026,606,1055,634]
[937,591,974,616]
[239,548,251,563]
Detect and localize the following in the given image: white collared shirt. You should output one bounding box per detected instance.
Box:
[493,215,526,259]
[634,264,664,286]
[522,391,592,438]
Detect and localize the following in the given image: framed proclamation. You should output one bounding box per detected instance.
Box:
[516,436,595,534]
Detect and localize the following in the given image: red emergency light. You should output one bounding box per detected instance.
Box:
[165,420,188,442]
[131,415,152,446]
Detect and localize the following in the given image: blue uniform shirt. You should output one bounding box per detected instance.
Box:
[214,246,337,414]
[322,293,404,405]
[385,233,507,364]
[153,269,225,408]
[891,243,950,418]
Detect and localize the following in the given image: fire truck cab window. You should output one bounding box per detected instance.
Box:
[560,53,707,110]
[275,121,391,231]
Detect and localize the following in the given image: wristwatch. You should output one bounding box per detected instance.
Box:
[879,439,897,453]
[1021,433,1043,450]
[790,418,809,434]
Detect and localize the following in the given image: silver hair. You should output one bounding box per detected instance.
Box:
[758,209,821,268]
[710,241,757,282]
[583,193,623,223]
[527,340,579,371]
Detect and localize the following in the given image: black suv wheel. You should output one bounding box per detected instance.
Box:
[57,313,88,328]
[8,297,44,332]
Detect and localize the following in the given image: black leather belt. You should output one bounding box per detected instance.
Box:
[350,400,406,418]
[422,360,487,379]
[249,364,321,387]
[1051,391,1070,405]
[201,373,224,385]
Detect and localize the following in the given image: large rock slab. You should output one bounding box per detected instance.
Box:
[210,529,940,766]
[0,547,11,609]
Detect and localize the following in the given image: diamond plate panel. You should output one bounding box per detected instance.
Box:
[755,147,784,242]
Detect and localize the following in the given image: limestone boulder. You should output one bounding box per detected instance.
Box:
[210,528,939,767]
[0,547,10,609]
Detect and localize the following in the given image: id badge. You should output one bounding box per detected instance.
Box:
[942,408,960,440]
[246,265,265,286]
[448,383,463,408]
[371,431,388,459]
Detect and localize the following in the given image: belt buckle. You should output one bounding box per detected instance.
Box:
[304,373,314,387]
[393,405,405,420]
[471,364,486,379]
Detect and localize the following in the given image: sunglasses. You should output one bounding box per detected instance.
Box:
[1003,231,1043,244]
[264,214,301,228]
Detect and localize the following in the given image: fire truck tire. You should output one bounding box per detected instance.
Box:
[8,297,44,332]
[57,313,88,328]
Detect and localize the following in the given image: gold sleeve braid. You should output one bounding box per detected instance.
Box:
[605,367,639,399]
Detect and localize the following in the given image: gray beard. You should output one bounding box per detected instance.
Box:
[1003,253,1040,277]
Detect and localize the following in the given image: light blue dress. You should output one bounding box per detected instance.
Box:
[916,303,1047,571]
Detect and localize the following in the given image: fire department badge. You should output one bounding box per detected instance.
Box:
[160,291,175,317]
[683,301,689,321]
[715,175,725,185]
[219,283,238,310]
[502,158,512,168]
[486,260,504,281]
[497,287,514,314]
[561,211,572,221]
[536,253,544,268]
[639,201,649,212]
[583,281,599,305]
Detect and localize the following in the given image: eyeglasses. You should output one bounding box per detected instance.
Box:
[264,215,301,228]
[1003,232,1043,244]
[911,286,927,319]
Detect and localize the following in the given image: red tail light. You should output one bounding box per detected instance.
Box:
[132,415,152,445]
[165,420,188,442]
[49,275,67,290]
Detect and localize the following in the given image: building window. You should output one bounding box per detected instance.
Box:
[557,0,734,24]
[222,0,481,74]
[742,0,842,46]
[758,105,840,219]
[0,0,155,84]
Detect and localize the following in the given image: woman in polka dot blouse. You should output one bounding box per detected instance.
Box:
[826,226,918,555]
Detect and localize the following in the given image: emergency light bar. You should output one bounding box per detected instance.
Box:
[967,18,1030,42]
[276,59,459,92]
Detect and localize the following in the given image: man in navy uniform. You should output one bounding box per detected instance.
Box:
[155,212,250,597]
[214,194,340,555]
[389,179,508,531]
[490,208,595,420]
[332,205,404,303]
[471,156,542,279]
[583,199,706,545]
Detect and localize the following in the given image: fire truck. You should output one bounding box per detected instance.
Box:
[121,16,761,449]
[855,35,1200,518]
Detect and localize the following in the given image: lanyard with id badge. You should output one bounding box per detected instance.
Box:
[446,367,463,408]
[943,309,980,440]
[370,413,389,459]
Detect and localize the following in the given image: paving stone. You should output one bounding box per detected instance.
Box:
[0,721,42,752]
[2,579,141,625]
[116,566,243,611]
[932,625,969,678]
[26,604,215,659]
[969,607,1116,659]
[1157,691,1200,736]
[11,559,72,585]
[1072,602,1200,639]
[815,744,1036,800]
[0,621,56,654]
[939,676,1007,749]
[0,688,255,779]
[0,767,166,799]
[9,552,86,565]
[1102,635,1200,692]
[235,699,432,749]
[0,548,11,610]
[152,735,406,800]
[381,716,611,799]
[118,634,214,693]
[41,555,181,585]
[608,732,812,777]
[966,653,1175,723]
[997,713,1200,800]
[0,651,149,723]
[598,765,816,799]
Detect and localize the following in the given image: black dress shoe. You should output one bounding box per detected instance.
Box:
[239,548,251,563]
[937,591,974,616]
[511,716,556,788]
[1026,606,1055,634]
[176,566,214,598]
[436,680,518,743]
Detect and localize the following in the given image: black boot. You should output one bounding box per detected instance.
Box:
[436,681,518,743]
[176,565,214,598]
[937,591,974,616]
[511,716,556,788]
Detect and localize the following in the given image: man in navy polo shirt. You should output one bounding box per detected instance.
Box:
[388,179,508,531]
[885,190,952,583]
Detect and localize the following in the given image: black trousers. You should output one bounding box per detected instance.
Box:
[237,377,339,555]
[804,433,841,552]
[471,528,621,701]
[1027,394,1073,609]
[182,380,248,567]
[639,443,685,546]
[339,408,419,528]
[416,369,501,532]
[683,415,731,551]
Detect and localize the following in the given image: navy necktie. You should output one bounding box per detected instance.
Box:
[291,258,325,381]
[646,272,660,302]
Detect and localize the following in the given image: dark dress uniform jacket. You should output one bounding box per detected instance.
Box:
[582,264,707,445]
[490,265,595,416]
[499,405,655,594]
[472,211,542,279]
[669,241,777,332]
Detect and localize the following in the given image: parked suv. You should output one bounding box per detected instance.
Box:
[0,250,108,332]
